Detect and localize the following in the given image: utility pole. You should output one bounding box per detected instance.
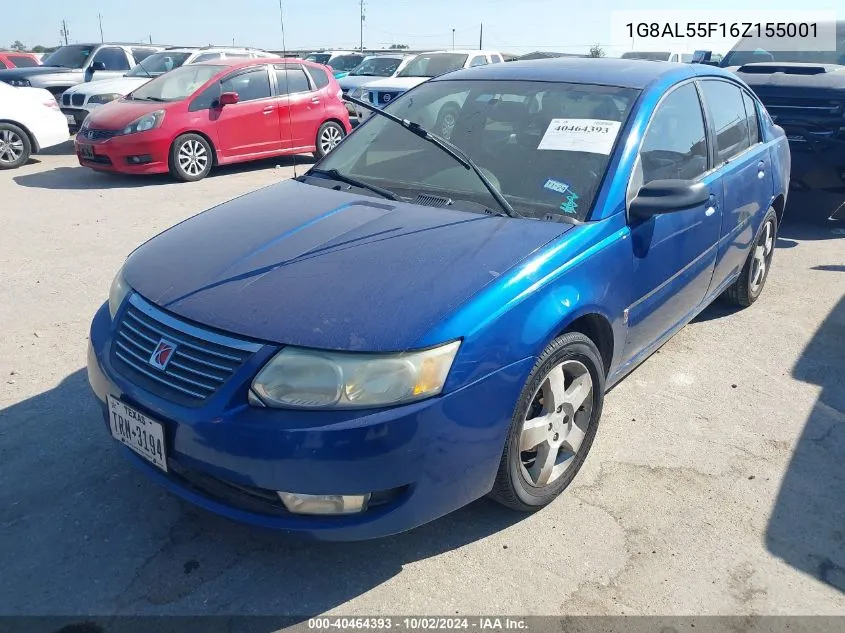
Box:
[60,19,70,46]
[452,28,455,49]
[359,0,365,52]
[98,13,104,42]
[479,23,483,50]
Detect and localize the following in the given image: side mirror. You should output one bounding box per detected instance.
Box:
[218,91,239,106]
[90,61,107,71]
[629,180,710,219]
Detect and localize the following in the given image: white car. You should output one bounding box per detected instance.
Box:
[0,82,69,169]
[354,50,505,128]
[60,46,276,131]
[620,50,693,63]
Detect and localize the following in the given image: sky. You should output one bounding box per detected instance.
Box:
[2,0,840,56]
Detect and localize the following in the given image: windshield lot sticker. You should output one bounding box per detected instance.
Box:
[538,119,622,155]
[559,191,580,215]
[543,178,571,195]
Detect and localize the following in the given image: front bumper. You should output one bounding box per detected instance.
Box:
[87,301,530,540]
[74,129,171,175]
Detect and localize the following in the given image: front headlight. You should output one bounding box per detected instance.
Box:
[122,109,165,135]
[251,341,461,409]
[108,267,131,318]
[89,93,121,105]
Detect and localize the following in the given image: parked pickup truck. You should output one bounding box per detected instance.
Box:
[0,43,162,99]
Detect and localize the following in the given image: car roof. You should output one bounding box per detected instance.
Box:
[436,56,737,89]
[192,57,303,69]
[419,49,500,55]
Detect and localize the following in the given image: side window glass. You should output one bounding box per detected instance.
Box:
[221,68,271,101]
[193,53,223,63]
[306,65,330,89]
[190,83,221,111]
[131,48,157,64]
[92,47,130,70]
[491,55,503,64]
[701,80,751,163]
[469,55,487,67]
[274,65,311,94]
[640,83,708,184]
[742,91,760,144]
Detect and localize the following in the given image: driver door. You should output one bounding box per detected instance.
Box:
[623,81,723,361]
[86,46,131,82]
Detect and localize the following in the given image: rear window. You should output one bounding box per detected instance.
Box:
[9,55,39,67]
[306,64,330,89]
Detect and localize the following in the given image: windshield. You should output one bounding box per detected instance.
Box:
[330,55,363,71]
[351,56,403,76]
[722,23,845,66]
[126,52,192,77]
[621,51,671,61]
[305,53,332,64]
[42,44,95,68]
[317,79,638,221]
[129,64,222,101]
[397,53,469,77]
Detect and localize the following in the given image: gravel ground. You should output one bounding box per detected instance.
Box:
[1,144,843,620]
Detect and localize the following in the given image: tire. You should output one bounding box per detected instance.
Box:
[723,207,777,308]
[435,104,459,140]
[490,332,605,511]
[0,123,32,170]
[169,133,213,182]
[314,121,345,159]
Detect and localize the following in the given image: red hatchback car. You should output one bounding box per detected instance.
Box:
[75,58,352,181]
[0,51,41,69]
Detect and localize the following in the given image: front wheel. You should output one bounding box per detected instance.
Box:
[314,121,345,159]
[0,123,31,170]
[490,332,605,511]
[169,134,212,182]
[723,207,777,307]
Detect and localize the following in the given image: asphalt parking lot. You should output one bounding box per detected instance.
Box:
[1,143,843,619]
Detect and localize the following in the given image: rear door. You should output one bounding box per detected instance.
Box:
[273,64,326,150]
[214,65,281,157]
[698,80,772,294]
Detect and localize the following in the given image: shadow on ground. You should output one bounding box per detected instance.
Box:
[12,155,314,191]
[766,289,845,593]
[0,369,525,621]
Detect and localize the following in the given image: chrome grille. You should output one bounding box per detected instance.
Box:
[112,294,262,405]
[71,93,85,107]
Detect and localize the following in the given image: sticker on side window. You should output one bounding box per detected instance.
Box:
[538,118,621,155]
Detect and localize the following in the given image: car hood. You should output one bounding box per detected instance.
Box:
[85,98,171,128]
[732,63,845,100]
[338,75,392,90]
[124,180,573,351]
[0,66,75,80]
[65,76,150,96]
[362,77,429,92]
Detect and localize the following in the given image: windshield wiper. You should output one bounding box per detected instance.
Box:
[135,95,167,102]
[304,168,400,201]
[343,93,520,218]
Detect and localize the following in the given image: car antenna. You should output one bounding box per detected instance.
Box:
[279,0,297,179]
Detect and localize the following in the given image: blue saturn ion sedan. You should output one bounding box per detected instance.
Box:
[87,58,790,540]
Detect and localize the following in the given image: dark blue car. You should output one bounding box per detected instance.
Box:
[87,58,790,540]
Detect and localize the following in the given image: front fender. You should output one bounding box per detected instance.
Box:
[421,213,633,392]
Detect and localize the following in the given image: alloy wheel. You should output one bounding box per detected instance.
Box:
[177,139,209,177]
[0,129,24,165]
[319,125,343,154]
[750,218,775,294]
[519,359,594,487]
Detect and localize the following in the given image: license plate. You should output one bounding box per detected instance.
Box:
[79,144,95,159]
[66,114,76,125]
[107,395,167,472]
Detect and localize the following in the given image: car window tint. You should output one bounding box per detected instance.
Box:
[491,55,503,64]
[274,66,311,94]
[131,48,158,64]
[701,80,751,163]
[306,65,330,89]
[469,55,487,67]
[9,55,38,67]
[742,91,760,144]
[92,47,130,70]
[640,83,708,184]
[221,68,271,101]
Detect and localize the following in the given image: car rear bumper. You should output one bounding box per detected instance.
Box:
[74,129,171,175]
[87,301,530,540]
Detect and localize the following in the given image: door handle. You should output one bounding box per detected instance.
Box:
[705,193,717,217]
[263,106,274,115]
[757,160,766,179]
[311,97,320,104]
